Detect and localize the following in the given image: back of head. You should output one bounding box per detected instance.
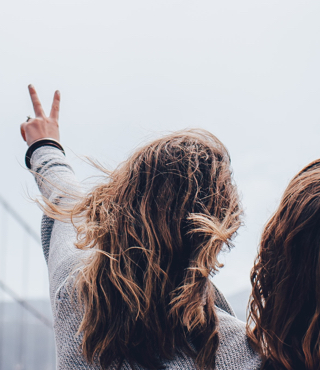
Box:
[53,129,242,369]
[248,160,320,370]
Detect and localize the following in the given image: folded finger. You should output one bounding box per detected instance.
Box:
[20,122,27,142]
[50,90,60,121]
[28,84,45,118]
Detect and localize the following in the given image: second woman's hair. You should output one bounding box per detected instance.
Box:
[41,129,242,370]
[248,159,320,370]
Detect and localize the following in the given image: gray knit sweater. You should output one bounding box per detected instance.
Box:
[31,146,261,370]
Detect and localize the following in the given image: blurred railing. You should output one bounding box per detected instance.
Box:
[0,196,55,370]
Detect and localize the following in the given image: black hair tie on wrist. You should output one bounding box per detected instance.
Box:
[25,138,65,169]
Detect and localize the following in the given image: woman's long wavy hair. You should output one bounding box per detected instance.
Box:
[41,129,241,370]
[248,159,320,370]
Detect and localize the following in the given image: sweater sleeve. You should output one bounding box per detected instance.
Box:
[30,145,78,204]
[30,146,89,304]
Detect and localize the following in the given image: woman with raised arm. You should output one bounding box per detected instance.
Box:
[248,160,320,370]
[21,85,260,370]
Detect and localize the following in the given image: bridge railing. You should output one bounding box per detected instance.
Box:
[0,196,55,370]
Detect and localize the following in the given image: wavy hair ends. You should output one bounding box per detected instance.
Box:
[39,129,242,370]
[247,159,320,370]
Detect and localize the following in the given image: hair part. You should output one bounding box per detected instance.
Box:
[247,159,320,370]
[40,129,242,370]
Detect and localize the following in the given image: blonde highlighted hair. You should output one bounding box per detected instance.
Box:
[41,129,242,370]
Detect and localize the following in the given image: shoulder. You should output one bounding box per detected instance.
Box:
[215,307,261,370]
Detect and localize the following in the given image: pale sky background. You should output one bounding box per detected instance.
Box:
[1,0,320,302]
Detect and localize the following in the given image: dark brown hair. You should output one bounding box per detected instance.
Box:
[248,159,320,370]
[42,129,242,369]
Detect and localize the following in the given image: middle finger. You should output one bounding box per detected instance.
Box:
[28,84,45,118]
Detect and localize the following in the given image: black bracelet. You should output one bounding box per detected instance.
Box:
[25,138,65,169]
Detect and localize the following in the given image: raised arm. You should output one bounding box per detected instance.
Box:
[20,86,82,280]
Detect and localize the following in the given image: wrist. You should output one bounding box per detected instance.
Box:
[27,134,60,147]
[28,137,61,147]
[25,138,65,169]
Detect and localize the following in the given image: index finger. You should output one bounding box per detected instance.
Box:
[28,84,45,118]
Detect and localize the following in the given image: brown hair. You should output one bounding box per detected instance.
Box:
[41,129,241,369]
[248,159,320,370]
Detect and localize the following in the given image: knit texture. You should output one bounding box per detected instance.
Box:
[31,146,261,370]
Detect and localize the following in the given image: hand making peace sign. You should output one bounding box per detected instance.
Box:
[20,85,61,147]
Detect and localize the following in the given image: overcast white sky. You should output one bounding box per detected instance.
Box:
[1,0,320,300]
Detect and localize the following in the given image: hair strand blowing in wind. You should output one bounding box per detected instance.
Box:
[40,129,242,370]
